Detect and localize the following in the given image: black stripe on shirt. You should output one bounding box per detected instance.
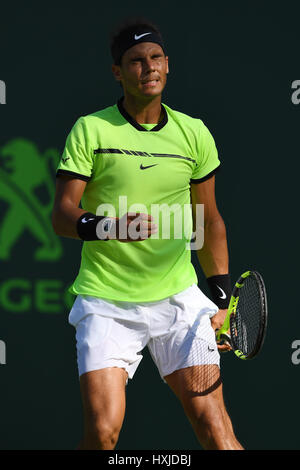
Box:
[56,169,91,182]
[190,165,220,184]
[94,148,123,154]
[93,148,196,163]
[151,153,196,163]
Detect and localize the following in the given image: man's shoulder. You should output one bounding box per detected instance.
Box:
[163,104,208,146]
[163,103,205,129]
[72,103,122,133]
[79,103,119,125]
[66,103,121,143]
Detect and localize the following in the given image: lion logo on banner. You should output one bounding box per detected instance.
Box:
[0,138,62,261]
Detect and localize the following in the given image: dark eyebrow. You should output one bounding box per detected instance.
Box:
[130,52,163,62]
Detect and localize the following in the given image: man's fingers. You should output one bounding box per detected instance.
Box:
[138,221,158,231]
[128,219,157,237]
[217,343,232,352]
[216,335,232,352]
[126,213,158,231]
[211,321,222,331]
[139,230,157,239]
[126,212,154,221]
[117,213,158,242]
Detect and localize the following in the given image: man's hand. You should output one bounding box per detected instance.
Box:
[211,309,232,352]
[107,212,158,242]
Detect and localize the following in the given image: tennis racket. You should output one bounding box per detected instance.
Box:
[216,270,268,360]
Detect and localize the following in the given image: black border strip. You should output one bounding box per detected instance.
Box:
[94,148,123,154]
[152,153,196,163]
[56,169,91,182]
[117,97,168,132]
[92,148,196,163]
[190,165,220,184]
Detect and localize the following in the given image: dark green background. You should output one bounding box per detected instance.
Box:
[0,1,299,450]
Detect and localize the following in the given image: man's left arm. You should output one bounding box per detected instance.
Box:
[190,176,231,351]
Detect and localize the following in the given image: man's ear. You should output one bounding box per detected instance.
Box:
[165,56,169,74]
[112,64,122,82]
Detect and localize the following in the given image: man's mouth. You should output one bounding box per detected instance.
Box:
[141,78,160,86]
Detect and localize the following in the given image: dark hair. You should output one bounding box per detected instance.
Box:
[110,17,164,65]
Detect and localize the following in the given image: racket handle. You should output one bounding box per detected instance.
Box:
[219,332,232,345]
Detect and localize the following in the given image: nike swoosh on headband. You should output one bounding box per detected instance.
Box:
[216,285,227,299]
[134,32,152,40]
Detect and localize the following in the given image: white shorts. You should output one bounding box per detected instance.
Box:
[68,284,220,382]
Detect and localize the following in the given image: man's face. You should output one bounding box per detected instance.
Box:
[112,42,169,99]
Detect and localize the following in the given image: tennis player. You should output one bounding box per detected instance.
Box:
[52,18,243,450]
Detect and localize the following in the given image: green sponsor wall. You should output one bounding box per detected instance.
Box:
[0,1,299,450]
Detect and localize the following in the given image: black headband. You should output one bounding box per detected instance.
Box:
[111,29,165,65]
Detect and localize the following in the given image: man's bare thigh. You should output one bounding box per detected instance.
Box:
[80,367,128,425]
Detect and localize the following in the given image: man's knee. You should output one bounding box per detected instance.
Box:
[191,403,237,450]
[197,412,227,441]
[85,418,122,450]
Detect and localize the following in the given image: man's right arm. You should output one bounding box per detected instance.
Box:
[52,175,157,242]
[52,175,88,239]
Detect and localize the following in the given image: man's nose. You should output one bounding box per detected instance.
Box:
[143,58,155,71]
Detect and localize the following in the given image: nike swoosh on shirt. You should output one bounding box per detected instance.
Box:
[140,163,158,170]
[216,285,227,299]
[134,32,151,40]
[82,217,95,223]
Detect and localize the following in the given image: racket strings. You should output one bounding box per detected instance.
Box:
[231,275,263,356]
